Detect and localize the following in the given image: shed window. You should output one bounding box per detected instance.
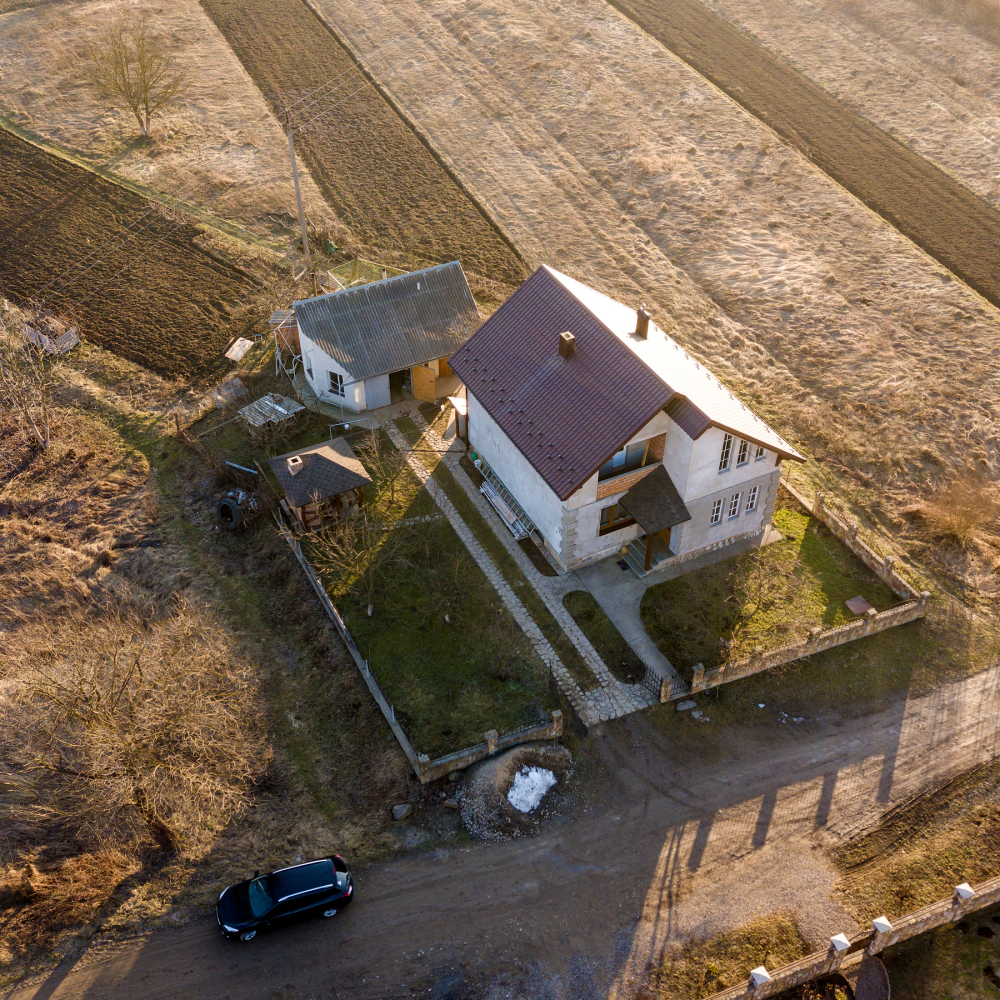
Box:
[719,433,733,472]
[710,499,723,525]
[329,371,345,397]
[737,439,749,466]
[599,441,649,481]
[746,486,759,513]
[728,493,742,519]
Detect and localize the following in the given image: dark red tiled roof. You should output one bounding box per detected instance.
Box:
[449,267,672,501]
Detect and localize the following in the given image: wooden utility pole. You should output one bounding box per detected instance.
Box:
[285,121,312,271]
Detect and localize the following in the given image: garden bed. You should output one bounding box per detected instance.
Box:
[641,492,900,685]
[562,590,646,685]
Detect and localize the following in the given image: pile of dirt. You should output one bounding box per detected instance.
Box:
[0,128,265,379]
[459,742,573,841]
[199,0,526,286]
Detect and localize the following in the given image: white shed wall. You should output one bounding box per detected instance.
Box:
[299,330,365,412]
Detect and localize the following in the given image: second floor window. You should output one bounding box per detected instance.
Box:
[737,439,749,465]
[719,433,733,472]
[599,441,648,481]
[755,445,766,461]
[728,493,741,519]
[329,371,345,397]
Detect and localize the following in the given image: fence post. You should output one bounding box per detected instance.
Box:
[484,730,499,755]
[864,607,877,633]
[691,663,706,692]
[550,710,563,736]
[919,590,931,614]
[815,491,824,516]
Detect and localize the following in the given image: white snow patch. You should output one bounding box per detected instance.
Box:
[507,766,557,813]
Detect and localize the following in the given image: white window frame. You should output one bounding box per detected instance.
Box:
[737,439,749,466]
[329,371,345,397]
[728,493,741,519]
[746,486,759,513]
[710,498,723,525]
[755,445,766,461]
[305,353,313,380]
[719,433,733,472]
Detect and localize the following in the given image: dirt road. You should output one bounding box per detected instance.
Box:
[8,664,1000,999]
[198,0,526,284]
[607,0,1000,310]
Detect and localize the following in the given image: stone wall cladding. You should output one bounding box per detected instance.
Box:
[700,874,1000,1000]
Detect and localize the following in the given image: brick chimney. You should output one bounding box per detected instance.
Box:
[635,304,651,339]
[559,330,576,359]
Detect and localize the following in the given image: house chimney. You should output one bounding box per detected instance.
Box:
[635,304,651,339]
[559,330,576,359]
[287,455,304,476]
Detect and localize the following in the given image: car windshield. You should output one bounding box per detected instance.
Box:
[247,876,275,917]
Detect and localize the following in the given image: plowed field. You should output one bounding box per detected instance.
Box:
[608,0,1000,310]
[198,0,526,285]
[0,130,261,379]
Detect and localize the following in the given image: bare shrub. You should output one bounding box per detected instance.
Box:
[2,605,268,854]
[920,473,1000,546]
[0,316,65,451]
[87,15,188,138]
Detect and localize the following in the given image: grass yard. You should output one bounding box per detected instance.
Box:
[307,432,554,759]
[641,494,901,684]
[562,590,647,684]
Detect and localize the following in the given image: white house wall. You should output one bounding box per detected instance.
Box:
[299,329,366,412]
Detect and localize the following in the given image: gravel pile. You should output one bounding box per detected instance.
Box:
[459,743,573,841]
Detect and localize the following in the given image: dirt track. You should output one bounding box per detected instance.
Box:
[198,0,526,285]
[0,130,260,380]
[608,0,1000,310]
[6,664,1000,999]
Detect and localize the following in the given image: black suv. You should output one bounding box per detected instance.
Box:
[216,856,354,941]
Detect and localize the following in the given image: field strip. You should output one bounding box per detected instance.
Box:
[0,117,286,255]
[198,0,527,283]
[607,0,1000,311]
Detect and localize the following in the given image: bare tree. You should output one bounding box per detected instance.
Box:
[88,15,188,138]
[0,325,63,450]
[5,608,266,852]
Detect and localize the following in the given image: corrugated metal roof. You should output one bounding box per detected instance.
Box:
[293,261,480,382]
[238,393,305,428]
[450,266,804,502]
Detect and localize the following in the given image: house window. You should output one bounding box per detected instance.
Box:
[728,493,741,519]
[305,354,313,379]
[599,503,635,534]
[755,445,766,461]
[737,439,749,466]
[719,433,733,472]
[329,371,345,397]
[598,440,649,481]
[710,498,723,525]
[746,486,759,513]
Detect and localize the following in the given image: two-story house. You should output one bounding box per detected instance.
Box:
[448,265,805,575]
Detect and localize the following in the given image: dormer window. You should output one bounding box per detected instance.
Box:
[599,441,650,481]
[719,433,733,472]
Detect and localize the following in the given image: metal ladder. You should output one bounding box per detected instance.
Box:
[475,456,536,540]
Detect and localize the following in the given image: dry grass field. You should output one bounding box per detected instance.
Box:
[0,319,411,977]
[0,0,334,244]
[311,0,1000,603]
[696,0,1000,211]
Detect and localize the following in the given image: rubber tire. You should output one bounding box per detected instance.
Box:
[322,909,338,918]
[240,930,256,942]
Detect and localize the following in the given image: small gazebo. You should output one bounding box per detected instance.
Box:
[618,466,692,572]
[269,437,372,533]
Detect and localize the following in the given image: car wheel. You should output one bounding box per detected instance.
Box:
[240,930,257,942]
[322,909,338,918]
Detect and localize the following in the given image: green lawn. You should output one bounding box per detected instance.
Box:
[562,590,647,684]
[306,434,555,759]
[641,495,900,684]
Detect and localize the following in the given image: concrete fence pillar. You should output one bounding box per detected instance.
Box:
[868,916,893,955]
[815,491,824,516]
[882,555,894,580]
[484,730,499,755]
[550,710,563,736]
[919,590,931,613]
[864,607,877,633]
[691,663,706,691]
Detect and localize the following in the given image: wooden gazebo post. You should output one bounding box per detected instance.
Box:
[644,532,654,572]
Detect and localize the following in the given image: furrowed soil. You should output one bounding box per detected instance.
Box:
[309,0,1000,601]
[608,0,1000,311]
[198,0,527,285]
[0,129,266,379]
